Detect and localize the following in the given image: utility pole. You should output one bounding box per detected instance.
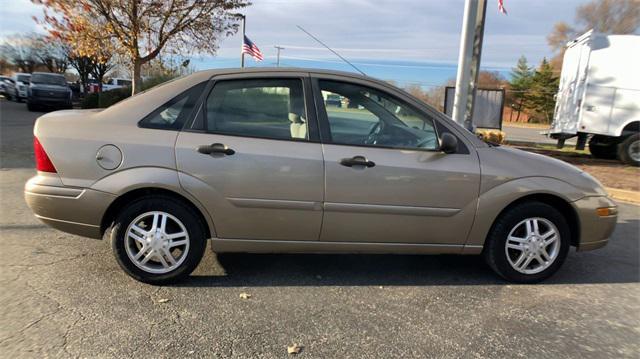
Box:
[274,46,285,67]
[238,14,246,68]
[452,0,487,131]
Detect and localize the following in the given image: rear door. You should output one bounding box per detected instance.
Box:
[313,76,480,245]
[175,72,324,241]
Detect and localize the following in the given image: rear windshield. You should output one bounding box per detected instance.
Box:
[31,74,66,86]
[17,74,30,83]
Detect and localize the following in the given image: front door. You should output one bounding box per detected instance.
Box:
[314,78,480,245]
[176,74,324,241]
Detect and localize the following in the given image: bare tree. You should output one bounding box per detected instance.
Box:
[0,34,40,73]
[34,37,70,73]
[548,0,640,53]
[35,0,249,94]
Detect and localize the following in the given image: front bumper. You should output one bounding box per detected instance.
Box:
[24,175,116,239]
[28,95,71,107]
[573,196,617,251]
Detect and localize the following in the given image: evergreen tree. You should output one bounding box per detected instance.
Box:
[509,56,534,121]
[528,58,559,123]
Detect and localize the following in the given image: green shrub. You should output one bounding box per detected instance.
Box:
[80,74,178,109]
[80,92,100,109]
[80,87,131,109]
[98,87,131,108]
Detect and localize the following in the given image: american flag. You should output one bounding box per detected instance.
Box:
[498,0,507,14]
[242,35,264,61]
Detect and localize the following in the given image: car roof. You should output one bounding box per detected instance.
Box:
[187,67,382,84]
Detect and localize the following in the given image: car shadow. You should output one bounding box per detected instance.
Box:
[176,217,639,287]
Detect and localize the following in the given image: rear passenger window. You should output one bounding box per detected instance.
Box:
[139,82,206,130]
[205,79,308,140]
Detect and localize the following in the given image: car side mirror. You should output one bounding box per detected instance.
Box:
[439,132,458,154]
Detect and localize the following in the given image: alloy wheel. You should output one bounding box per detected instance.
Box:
[124,211,190,274]
[504,217,560,275]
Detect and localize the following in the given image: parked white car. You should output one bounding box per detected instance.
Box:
[549,30,640,166]
[5,73,31,102]
[103,78,132,91]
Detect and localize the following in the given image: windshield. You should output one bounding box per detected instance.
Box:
[17,75,30,83]
[31,74,66,86]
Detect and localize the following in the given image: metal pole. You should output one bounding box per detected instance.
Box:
[452,0,487,131]
[466,0,487,131]
[240,15,246,68]
[275,46,284,67]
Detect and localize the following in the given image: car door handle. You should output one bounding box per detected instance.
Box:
[197,143,235,156]
[340,156,375,168]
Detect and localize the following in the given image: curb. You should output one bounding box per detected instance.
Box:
[606,187,640,204]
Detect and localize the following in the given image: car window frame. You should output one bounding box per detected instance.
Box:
[137,81,207,131]
[312,76,448,152]
[310,72,471,155]
[187,74,320,143]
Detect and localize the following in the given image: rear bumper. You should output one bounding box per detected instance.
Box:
[24,176,116,239]
[573,196,618,251]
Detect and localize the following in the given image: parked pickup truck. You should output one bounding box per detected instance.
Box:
[549,30,640,166]
[102,78,132,92]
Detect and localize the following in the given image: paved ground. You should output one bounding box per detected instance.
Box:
[502,123,576,146]
[1,98,639,358]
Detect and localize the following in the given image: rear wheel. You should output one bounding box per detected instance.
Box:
[483,201,570,283]
[588,135,618,159]
[617,133,640,167]
[110,196,207,284]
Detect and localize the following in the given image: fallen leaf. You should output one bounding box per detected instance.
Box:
[239,292,252,299]
[287,344,303,355]
[157,298,170,303]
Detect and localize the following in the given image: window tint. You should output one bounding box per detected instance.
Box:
[319,80,437,150]
[206,79,308,140]
[139,82,205,130]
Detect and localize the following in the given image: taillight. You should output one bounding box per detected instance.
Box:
[33,137,57,173]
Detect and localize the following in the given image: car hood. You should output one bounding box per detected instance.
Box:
[477,146,607,197]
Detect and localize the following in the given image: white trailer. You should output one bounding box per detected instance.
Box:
[549,30,640,166]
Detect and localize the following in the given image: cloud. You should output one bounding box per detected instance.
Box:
[0,0,589,70]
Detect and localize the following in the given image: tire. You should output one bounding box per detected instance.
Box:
[110,195,207,284]
[617,133,640,167]
[27,102,36,112]
[588,135,618,160]
[483,201,571,283]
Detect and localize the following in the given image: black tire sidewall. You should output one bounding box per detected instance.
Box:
[618,133,640,167]
[111,196,207,284]
[484,202,571,283]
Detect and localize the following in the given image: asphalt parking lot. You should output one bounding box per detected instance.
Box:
[1,97,639,358]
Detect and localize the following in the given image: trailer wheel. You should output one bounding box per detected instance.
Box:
[588,135,618,160]
[618,133,640,167]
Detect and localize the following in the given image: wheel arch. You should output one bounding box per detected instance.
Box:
[486,193,580,248]
[100,187,213,239]
[619,120,639,137]
[465,177,584,249]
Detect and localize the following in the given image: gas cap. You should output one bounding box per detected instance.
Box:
[96,144,123,170]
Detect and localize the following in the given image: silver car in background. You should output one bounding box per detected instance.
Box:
[24,68,617,284]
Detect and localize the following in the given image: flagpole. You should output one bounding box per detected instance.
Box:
[240,14,246,68]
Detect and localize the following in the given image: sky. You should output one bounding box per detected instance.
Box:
[0,0,592,87]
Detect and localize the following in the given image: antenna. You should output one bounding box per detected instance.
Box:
[295,25,366,76]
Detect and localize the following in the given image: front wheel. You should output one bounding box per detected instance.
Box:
[110,196,207,284]
[483,202,570,283]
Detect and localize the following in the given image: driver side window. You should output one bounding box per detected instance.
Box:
[319,80,437,150]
